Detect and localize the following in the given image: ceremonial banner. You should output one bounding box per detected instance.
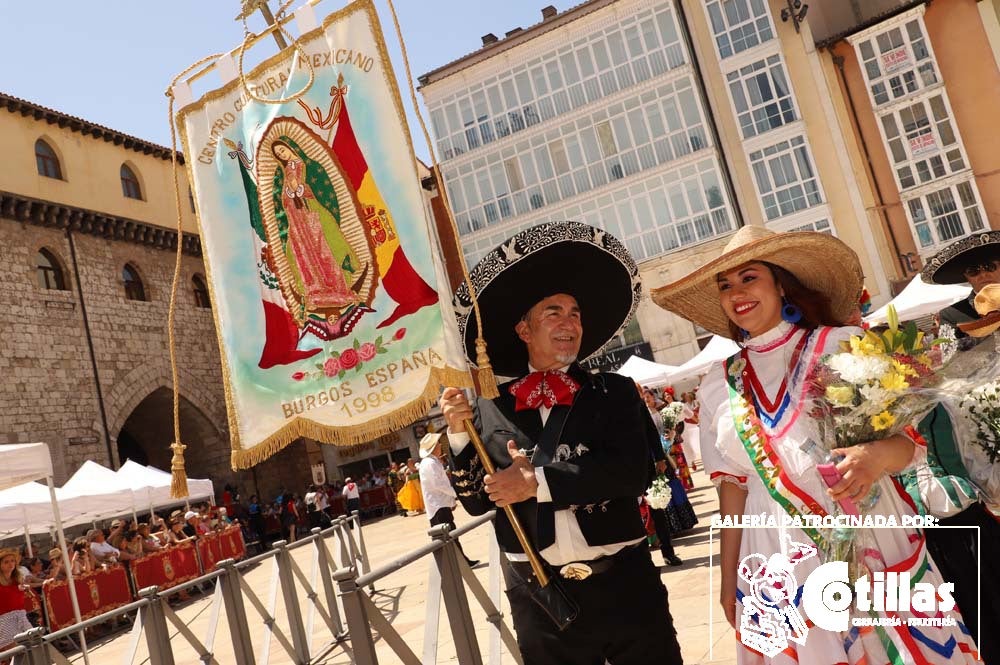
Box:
[198,526,246,570]
[218,525,247,561]
[43,566,132,631]
[174,0,470,467]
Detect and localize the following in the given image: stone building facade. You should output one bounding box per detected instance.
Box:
[0,92,314,497]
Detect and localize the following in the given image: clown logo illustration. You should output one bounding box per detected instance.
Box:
[738,540,816,657]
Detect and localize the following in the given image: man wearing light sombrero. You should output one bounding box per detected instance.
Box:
[914,232,1000,661]
[439,221,683,665]
[653,225,980,664]
[922,231,1000,344]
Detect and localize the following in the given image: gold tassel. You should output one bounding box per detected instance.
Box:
[474,337,500,399]
[169,441,189,499]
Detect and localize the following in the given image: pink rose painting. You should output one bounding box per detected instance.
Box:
[358,342,377,362]
[322,358,341,377]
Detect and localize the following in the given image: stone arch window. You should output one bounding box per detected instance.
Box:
[36,248,67,290]
[192,274,211,309]
[35,139,63,180]
[120,163,143,200]
[123,263,147,301]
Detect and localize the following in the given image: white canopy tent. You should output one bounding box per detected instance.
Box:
[615,355,678,388]
[62,461,143,526]
[0,444,88,660]
[665,335,741,385]
[114,461,215,510]
[865,275,971,325]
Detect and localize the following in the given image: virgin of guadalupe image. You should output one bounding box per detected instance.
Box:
[257,120,377,329]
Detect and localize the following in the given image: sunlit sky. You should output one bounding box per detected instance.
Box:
[1,0,565,161]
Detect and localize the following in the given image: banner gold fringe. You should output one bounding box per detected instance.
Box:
[229,365,472,470]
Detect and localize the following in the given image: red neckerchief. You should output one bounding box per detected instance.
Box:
[346,483,356,492]
[509,369,580,411]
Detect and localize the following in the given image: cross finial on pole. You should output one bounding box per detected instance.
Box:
[236,0,289,50]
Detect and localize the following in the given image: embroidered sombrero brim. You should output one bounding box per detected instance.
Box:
[454,221,640,377]
[650,225,863,338]
[921,231,1000,285]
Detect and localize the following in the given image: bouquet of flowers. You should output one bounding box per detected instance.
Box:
[645,475,673,510]
[960,381,1000,463]
[659,402,684,432]
[807,306,946,452]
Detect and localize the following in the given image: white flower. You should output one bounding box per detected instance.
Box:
[828,353,890,385]
[646,476,673,510]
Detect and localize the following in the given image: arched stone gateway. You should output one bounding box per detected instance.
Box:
[115,387,243,497]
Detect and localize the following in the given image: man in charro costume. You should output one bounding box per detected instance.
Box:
[438,222,683,665]
[900,232,1000,662]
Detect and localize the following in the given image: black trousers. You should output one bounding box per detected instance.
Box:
[649,507,676,559]
[429,507,474,563]
[346,498,361,527]
[505,544,683,665]
[925,502,1000,664]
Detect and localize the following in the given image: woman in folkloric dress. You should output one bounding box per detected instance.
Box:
[653,226,979,664]
[0,549,31,653]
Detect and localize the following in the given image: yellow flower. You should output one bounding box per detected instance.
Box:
[871,411,896,431]
[825,385,855,406]
[849,333,882,356]
[880,371,909,392]
[891,359,918,378]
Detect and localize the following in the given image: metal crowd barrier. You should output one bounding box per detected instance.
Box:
[1,510,518,665]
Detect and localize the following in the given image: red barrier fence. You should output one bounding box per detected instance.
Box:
[43,566,132,631]
[360,487,393,514]
[24,589,41,614]
[197,526,245,571]
[131,541,201,593]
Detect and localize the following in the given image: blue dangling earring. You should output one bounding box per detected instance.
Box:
[781,297,803,324]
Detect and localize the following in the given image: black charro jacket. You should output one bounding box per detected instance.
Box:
[449,363,653,556]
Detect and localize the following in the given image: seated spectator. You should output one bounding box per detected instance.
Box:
[217,507,235,528]
[136,523,163,553]
[107,519,127,549]
[182,511,203,539]
[88,529,119,565]
[44,548,65,583]
[117,531,144,561]
[166,518,192,546]
[71,538,96,575]
[19,558,45,588]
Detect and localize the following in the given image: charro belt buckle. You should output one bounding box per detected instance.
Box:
[559,562,593,580]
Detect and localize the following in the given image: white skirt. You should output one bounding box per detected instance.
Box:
[0,609,32,647]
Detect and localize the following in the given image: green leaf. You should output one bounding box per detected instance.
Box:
[377,348,387,354]
[355,365,363,373]
[375,335,383,347]
[353,338,361,351]
[315,363,324,370]
[331,350,340,358]
[902,321,918,352]
[338,369,346,379]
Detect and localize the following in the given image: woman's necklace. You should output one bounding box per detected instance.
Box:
[740,330,809,428]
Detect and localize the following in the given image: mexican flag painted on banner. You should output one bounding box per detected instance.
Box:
[174,0,470,467]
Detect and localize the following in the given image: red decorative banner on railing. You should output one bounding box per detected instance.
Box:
[360,486,393,512]
[131,541,201,593]
[218,526,246,562]
[24,589,41,615]
[43,566,132,631]
[197,531,225,572]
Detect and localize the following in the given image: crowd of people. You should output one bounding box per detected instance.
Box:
[0,502,242,652]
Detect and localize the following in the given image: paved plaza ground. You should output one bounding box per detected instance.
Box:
[70,468,735,664]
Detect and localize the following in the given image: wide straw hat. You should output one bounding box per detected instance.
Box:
[921,231,1000,285]
[958,284,1000,337]
[418,432,443,459]
[650,226,863,338]
[0,547,21,565]
[454,221,640,377]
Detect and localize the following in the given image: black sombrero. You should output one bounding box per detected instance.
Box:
[920,231,1000,285]
[454,221,640,377]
